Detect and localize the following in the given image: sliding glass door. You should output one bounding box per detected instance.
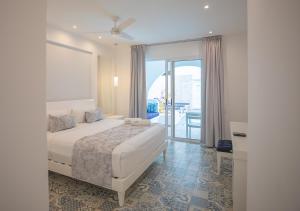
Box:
[146,59,201,143]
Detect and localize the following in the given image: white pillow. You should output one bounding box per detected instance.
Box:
[48,114,76,133]
[46,109,71,130]
[71,109,86,123]
[85,108,104,123]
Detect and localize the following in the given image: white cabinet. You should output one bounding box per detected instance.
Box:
[231,122,248,211]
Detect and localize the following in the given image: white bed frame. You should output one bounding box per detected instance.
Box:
[47,99,167,206]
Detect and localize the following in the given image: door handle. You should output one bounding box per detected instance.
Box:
[165,98,172,108]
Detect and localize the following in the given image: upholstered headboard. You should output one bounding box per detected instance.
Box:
[47,99,96,114]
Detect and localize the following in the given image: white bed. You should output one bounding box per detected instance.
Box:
[48,118,166,178]
[47,99,167,206]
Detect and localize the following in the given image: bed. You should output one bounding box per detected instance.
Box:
[47,99,167,206]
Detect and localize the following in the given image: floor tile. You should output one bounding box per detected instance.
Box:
[49,141,232,211]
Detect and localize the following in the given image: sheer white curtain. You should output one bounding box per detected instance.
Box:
[201,36,225,147]
[129,45,147,118]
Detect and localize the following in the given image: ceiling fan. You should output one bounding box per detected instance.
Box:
[88,16,135,41]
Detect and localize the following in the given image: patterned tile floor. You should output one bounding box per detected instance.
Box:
[49,141,232,211]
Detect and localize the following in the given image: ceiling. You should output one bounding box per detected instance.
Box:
[47,0,247,45]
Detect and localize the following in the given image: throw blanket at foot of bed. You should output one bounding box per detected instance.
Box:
[72,123,152,188]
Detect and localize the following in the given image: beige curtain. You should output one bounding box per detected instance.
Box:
[201,36,225,147]
[129,45,147,118]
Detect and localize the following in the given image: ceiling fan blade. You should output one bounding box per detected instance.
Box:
[117,18,135,31]
[119,32,134,40]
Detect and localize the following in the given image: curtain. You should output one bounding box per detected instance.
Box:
[129,45,147,118]
[201,36,225,147]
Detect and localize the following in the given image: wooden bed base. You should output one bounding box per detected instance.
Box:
[48,141,168,206]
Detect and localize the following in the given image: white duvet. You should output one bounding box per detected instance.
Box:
[47,119,165,178]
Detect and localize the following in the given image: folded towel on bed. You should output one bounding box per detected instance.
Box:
[124,118,151,126]
[124,118,142,124]
[131,119,151,126]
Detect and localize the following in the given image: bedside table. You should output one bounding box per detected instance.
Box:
[106,115,125,120]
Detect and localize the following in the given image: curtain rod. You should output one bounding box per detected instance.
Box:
[145,35,221,47]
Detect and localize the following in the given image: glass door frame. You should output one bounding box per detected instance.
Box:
[165,58,202,144]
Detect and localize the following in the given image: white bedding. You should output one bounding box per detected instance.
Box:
[47,119,166,178]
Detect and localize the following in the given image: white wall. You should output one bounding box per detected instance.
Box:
[223,33,248,138]
[0,1,49,210]
[114,45,132,116]
[46,26,130,116]
[99,44,132,116]
[47,25,113,106]
[98,53,114,115]
[247,0,300,210]
[47,42,93,101]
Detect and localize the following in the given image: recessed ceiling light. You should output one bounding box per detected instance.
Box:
[72,25,77,29]
[98,35,102,39]
[209,31,213,34]
[204,4,210,9]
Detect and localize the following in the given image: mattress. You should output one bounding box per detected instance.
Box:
[47,119,166,178]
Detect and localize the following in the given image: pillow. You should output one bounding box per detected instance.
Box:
[48,114,76,133]
[46,109,71,129]
[71,109,86,123]
[85,108,103,123]
[147,99,159,113]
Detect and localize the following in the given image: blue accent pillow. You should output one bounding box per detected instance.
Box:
[147,99,159,113]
